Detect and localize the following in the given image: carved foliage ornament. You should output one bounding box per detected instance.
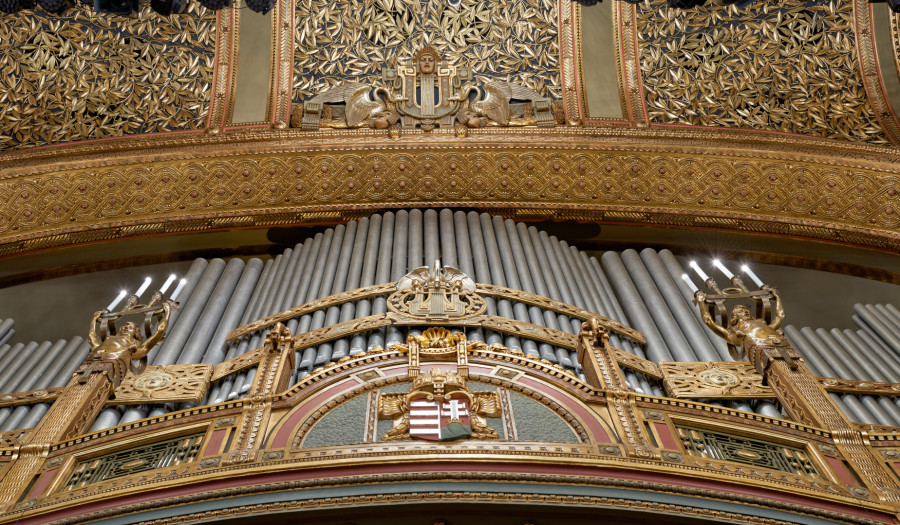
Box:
[0,4,215,152]
[293,47,561,134]
[636,0,888,145]
[293,0,560,103]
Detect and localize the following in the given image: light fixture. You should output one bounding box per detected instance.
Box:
[93,0,137,15]
[198,0,229,11]
[151,0,187,15]
[36,0,68,12]
[245,0,274,14]
[668,0,705,6]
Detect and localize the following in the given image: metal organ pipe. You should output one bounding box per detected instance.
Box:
[367,212,395,351]
[854,304,900,355]
[0,340,57,428]
[452,211,485,343]
[826,329,900,425]
[601,252,673,362]
[466,212,503,346]
[176,258,246,365]
[619,250,694,362]
[514,222,576,367]
[785,326,876,425]
[424,209,440,269]
[241,245,299,394]
[214,257,277,402]
[0,319,13,347]
[656,250,729,359]
[439,209,458,269]
[385,211,409,346]
[19,339,90,430]
[154,259,227,366]
[0,343,25,392]
[351,216,382,355]
[334,219,371,359]
[639,249,720,362]
[863,304,900,352]
[802,327,895,426]
[290,234,325,374]
[318,220,360,363]
[157,258,210,344]
[201,258,265,366]
[490,216,539,357]
[0,342,39,394]
[191,258,264,407]
[478,214,522,351]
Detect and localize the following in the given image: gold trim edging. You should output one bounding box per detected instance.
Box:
[35,472,883,525]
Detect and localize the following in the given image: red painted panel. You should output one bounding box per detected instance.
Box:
[653,422,679,450]
[27,468,58,499]
[826,456,858,486]
[204,429,228,457]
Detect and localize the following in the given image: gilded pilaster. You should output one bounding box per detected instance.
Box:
[223,323,295,465]
[579,318,657,460]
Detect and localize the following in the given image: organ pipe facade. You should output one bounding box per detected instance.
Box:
[0,210,896,524]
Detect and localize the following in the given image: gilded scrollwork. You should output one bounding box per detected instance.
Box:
[112,364,213,405]
[660,362,774,400]
[636,0,889,145]
[0,4,215,152]
[293,0,560,103]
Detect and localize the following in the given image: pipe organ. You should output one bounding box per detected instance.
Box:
[0,209,899,523]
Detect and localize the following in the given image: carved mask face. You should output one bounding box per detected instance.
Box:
[418,54,435,74]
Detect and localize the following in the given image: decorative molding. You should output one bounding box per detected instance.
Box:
[852,0,900,145]
[112,365,213,405]
[819,377,900,397]
[0,387,63,408]
[207,5,239,131]
[0,132,898,257]
[660,362,774,400]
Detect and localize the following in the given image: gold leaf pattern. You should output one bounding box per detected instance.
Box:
[636,0,889,145]
[0,3,215,152]
[294,0,560,101]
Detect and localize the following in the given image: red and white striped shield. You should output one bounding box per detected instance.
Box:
[408,393,472,441]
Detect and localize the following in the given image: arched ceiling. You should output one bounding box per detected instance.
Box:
[0,0,898,256]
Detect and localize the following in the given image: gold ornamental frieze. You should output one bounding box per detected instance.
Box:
[1,132,898,256]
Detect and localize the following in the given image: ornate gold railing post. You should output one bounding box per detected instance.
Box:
[696,285,900,503]
[223,323,295,465]
[579,318,657,460]
[0,294,174,510]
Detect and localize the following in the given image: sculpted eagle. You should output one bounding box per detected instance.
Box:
[471,81,544,126]
[307,82,385,127]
